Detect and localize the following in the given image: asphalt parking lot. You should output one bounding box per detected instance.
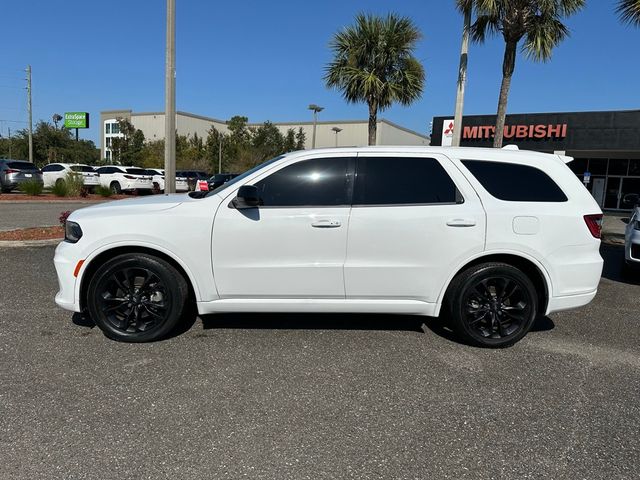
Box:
[1,244,638,480]
[0,201,104,231]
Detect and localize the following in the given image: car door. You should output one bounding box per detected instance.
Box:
[212,154,354,299]
[344,153,486,304]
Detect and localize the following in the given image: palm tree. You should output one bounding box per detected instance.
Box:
[467,0,585,147]
[617,0,640,25]
[325,13,425,145]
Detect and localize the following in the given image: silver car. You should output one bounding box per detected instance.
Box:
[623,193,640,273]
[0,159,44,192]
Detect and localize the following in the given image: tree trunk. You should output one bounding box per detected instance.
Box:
[493,40,517,148]
[368,100,378,146]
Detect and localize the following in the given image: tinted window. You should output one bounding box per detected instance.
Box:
[354,157,459,205]
[70,165,95,172]
[42,164,65,172]
[462,160,568,202]
[8,162,38,170]
[254,157,351,207]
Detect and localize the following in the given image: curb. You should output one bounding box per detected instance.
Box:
[0,238,61,248]
[602,233,625,245]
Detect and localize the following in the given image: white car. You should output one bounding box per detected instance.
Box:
[41,163,100,189]
[94,165,153,194]
[145,168,189,192]
[54,147,604,347]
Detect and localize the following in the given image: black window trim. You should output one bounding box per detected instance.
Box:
[236,156,356,209]
[351,155,465,207]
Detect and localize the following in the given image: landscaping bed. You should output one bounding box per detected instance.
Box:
[0,193,127,201]
[0,226,64,241]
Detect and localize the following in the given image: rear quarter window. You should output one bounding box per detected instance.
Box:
[461,160,568,202]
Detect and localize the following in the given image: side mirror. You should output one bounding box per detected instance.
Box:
[232,185,260,209]
[622,193,639,208]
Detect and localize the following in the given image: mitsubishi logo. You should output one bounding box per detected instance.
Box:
[444,122,454,135]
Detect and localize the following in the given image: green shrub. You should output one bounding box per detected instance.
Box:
[19,180,44,196]
[51,180,68,197]
[95,185,113,197]
[65,172,84,197]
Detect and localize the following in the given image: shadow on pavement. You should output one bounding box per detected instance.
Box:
[600,243,640,285]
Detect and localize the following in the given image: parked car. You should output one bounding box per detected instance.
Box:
[177,170,209,190]
[55,146,603,347]
[144,168,189,192]
[42,163,100,190]
[622,193,640,274]
[208,173,239,190]
[0,159,43,192]
[94,166,153,194]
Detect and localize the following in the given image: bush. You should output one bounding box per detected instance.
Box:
[65,172,84,197]
[95,185,112,197]
[51,180,68,197]
[19,180,44,196]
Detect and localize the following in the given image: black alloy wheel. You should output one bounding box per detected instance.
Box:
[87,254,188,342]
[110,181,122,194]
[447,263,538,348]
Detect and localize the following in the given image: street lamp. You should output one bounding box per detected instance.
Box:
[331,126,342,147]
[308,104,324,149]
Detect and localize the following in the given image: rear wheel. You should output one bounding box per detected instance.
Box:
[86,254,188,342]
[110,181,121,194]
[55,178,66,186]
[446,263,538,348]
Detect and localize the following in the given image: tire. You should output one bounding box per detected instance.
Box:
[86,253,188,342]
[55,178,66,186]
[445,262,538,348]
[110,181,122,194]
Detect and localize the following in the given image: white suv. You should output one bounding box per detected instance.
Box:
[54,147,603,347]
[42,163,100,189]
[94,165,153,194]
[145,168,189,192]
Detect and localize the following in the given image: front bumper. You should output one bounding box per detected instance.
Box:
[54,241,82,312]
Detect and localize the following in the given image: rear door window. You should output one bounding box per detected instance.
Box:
[70,165,95,172]
[462,160,568,202]
[354,156,459,205]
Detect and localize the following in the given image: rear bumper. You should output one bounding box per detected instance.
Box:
[546,289,598,315]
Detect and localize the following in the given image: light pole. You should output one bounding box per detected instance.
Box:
[308,104,323,149]
[164,0,176,193]
[331,126,342,147]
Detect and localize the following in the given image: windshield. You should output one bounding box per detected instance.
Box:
[70,165,95,172]
[125,168,148,175]
[205,155,285,197]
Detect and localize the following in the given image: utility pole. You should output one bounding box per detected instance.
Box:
[26,65,33,163]
[8,127,12,159]
[452,5,471,147]
[164,0,176,193]
[308,104,323,149]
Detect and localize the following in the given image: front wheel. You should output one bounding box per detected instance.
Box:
[446,263,538,348]
[86,253,188,342]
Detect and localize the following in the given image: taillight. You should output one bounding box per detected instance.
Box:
[584,214,603,239]
[123,174,136,179]
[5,169,19,174]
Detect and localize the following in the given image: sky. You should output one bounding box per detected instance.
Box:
[0,0,638,144]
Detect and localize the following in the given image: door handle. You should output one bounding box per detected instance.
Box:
[311,219,341,228]
[446,218,476,227]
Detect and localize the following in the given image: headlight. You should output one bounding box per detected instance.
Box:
[64,221,83,243]
[635,221,640,231]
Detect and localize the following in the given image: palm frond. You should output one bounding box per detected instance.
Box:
[617,0,640,26]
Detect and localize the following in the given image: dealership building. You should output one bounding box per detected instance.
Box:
[100,109,429,162]
[432,110,640,210]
